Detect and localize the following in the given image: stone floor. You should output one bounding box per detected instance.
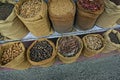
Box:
[0,51,120,80]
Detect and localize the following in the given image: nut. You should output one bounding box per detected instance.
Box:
[1,42,23,65]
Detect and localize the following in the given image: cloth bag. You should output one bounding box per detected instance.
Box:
[0,1,29,40]
[96,0,120,28]
[27,39,56,67]
[48,0,76,33]
[76,0,104,30]
[0,42,31,70]
[15,0,53,37]
[102,29,120,53]
[82,34,105,57]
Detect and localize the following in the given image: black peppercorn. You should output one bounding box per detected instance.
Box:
[30,40,53,62]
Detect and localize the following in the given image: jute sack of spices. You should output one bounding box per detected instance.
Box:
[15,0,53,37]
[27,39,56,67]
[0,1,29,40]
[117,18,120,25]
[0,42,31,70]
[101,29,120,53]
[56,36,83,63]
[48,0,76,33]
[82,34,105,57]
[96,0,120,28]
[76,0,104,30]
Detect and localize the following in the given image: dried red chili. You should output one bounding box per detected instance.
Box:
[78,0,101,11]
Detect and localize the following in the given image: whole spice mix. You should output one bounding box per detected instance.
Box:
[0,2,14,20]
[110,0,120,5]
[109,32,120,44]
[30,40,53,62]
[85,35,103,50]
[78,0,102,11]
[20,0,41,18]
[58,36,81,57]
[1,42,23,65]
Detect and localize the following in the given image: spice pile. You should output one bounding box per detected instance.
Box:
[109,32,120,44]
[85,35,103,50]
[20,0,41,18]
[110,0,120,5]
[1,42,23,65]
[30,40,53,62]
[0,2,14,20]
[58,36,81,57]
[78,0,101,11]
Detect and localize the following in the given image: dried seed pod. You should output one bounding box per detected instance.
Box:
[58,36,81,57]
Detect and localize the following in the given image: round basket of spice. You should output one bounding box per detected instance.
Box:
[82,34,105,57]
[102,29,120,53]
[0,42,31,70]
[56,36,83,64]
[27,39,56,67]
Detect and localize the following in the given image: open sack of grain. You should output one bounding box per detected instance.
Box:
[0,42,31,70]
[15,0,53,37]
[0,0,29,40]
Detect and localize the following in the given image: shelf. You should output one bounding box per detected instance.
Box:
[0,25,120,44]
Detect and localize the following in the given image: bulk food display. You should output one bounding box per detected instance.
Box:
[27,39,56,67]
[48,0,76,33]
[0,1,28,40]
[76,0,104,30]
[96,0,120,28]
[0,0,120,70]
[82,34,105,57]
[56,36,83,63]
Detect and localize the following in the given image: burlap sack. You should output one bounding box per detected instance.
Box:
[0,42,31,70]
[117,18,120,24]
[15,0,53,37]
[0,1,29,40]
[27,39,56,67]
[102,29,120,53]
[96,0,120,28]
[48,0,76,33]
[76,0,104,30]
[56,36,83,64]
[82,34,105,57]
